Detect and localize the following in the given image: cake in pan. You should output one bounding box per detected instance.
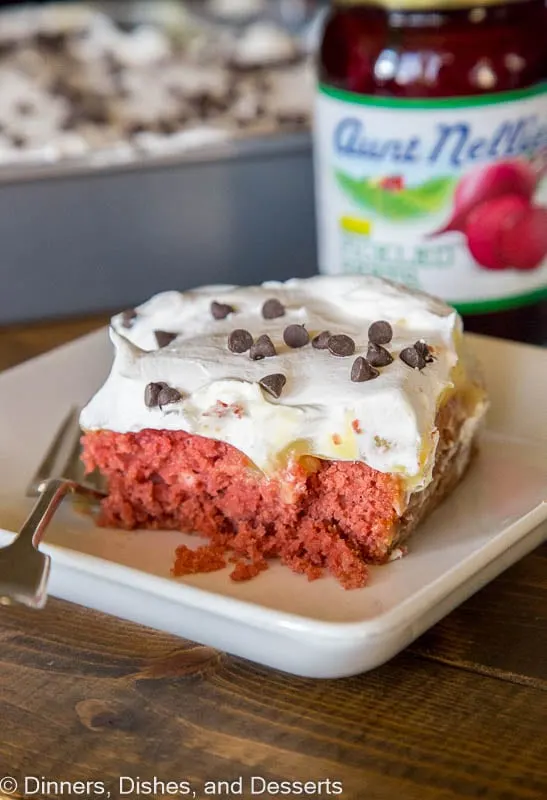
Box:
[80,276,488,588]
[0,3,314,168]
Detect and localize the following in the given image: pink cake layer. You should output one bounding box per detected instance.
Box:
[81,428,405,589]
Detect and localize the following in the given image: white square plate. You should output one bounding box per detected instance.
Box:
[0,331,546,678]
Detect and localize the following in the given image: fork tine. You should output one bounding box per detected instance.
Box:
[26,406,80,496]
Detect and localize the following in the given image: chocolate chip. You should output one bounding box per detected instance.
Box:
[61,111,83,131]
[49,79,79,102]
[415,340,434,363]
[0,43,16,58]
[145,383,158,408]
[400,346,427,370]
[157,118,179,135]
[211,301,234,320]
[154,330,177,348]
[312,330,331,350]
[351,357,379,383]
[366,343,393,367]
[106,54,124,77]
[10,134,26,148]
[368,320,393,345]
[144,381,168,408]
[259,373,286,399]
[35,31,67,51]
[121,309,137,328]
[16,101,34,116]
[81,98,110,125]
[193,95,214,119]
[228,329,253,353]
[250,334,276,360]
[262,298,285,319]
[328,334,355,358]
[65,85,85,104]
[127,122,148,137]
[283,324,310,348]
[158,386,182,407]
[144,381,182,408]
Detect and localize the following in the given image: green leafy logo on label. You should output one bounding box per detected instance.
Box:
[335,171,455,221]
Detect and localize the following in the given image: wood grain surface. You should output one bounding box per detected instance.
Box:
[0,316,109,372]
[0,319,546,800]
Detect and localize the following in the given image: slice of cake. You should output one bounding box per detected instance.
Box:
[80,275,488,589]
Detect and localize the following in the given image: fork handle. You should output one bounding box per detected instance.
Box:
[12,478,105,553]
[13,477,103,552]
[11,479,77,551]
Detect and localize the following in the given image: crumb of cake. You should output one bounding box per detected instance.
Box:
[171,543,227,577]
[230,560,268,582]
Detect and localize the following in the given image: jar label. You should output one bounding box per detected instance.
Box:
[314,84,547,312]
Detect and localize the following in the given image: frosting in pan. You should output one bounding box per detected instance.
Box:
[0,6,313,170]
[80,275,464,488]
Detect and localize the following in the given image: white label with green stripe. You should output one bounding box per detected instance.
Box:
[314,84,547,313]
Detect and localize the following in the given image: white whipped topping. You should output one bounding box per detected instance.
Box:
[80,276,462,487]
[266,61,315,120]
[0,68,70,148]
[232,22,298,67]
[0,4,98,43]
[132,126,232,154]
[69,15,170,67]
[208,0,266,20]
[159,63,231,102]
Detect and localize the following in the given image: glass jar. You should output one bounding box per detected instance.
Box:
[314,0,547,344]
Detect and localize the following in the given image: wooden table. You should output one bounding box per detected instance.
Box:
[0,319,545,800]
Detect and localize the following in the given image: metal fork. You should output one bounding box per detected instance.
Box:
[0,408,105,609]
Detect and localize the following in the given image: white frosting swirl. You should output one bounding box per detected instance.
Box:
[80,276,462,488]
[232,22,298,67]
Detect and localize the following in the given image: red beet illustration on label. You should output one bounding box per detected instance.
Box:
[430,158,547,271]
[378,175,405,192]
